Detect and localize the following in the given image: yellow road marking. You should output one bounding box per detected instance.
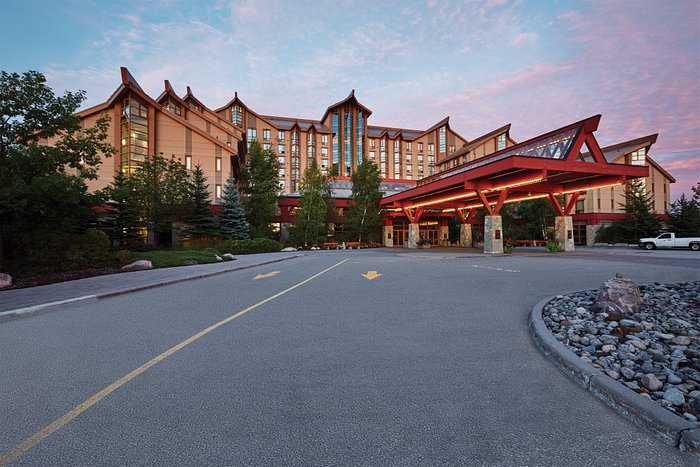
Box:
[0,259,348,467]
[361,271,382,280]
[253,271,281,280]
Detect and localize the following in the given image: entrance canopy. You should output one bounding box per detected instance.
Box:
[381,115,648,222]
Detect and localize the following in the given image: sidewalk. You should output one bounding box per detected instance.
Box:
[0,252,302,317]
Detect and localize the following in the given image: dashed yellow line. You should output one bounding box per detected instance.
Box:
[0,258,348,466]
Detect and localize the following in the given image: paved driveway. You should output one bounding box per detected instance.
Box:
[1,249,698,465]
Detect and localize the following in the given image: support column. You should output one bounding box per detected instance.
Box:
[383,225,394,247]
[555,216,575,252]
[407,223,420,249]
[459,224,472,247]
[483,215,503,254]
[439,225,449,246]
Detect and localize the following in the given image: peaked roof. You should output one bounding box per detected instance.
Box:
[442,123,512,162]
[183,86,207,111]
[320,89,373,123]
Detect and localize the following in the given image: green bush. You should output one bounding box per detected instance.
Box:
[18,228,113,274]
[221,238,281,255]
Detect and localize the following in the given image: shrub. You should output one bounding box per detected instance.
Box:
[221,238,281,255]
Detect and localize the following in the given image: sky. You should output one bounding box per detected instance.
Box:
[1,0,698,198]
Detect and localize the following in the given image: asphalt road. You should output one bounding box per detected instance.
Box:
[1,248,699,465]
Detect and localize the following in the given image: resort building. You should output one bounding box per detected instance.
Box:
[59,68,675,248]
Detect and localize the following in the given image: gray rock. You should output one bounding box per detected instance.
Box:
[601,344,616,353]
[620,367,635,380]
[667,373,683,385]
[121,260,153,272]
[605,369,620,380]
[0,272,12,289]
[281,246,297,252]
[222,253,235,260]
[630,340,647,350]
[663,388,686,406]
[672,336,692,345]
[641,373,663,391]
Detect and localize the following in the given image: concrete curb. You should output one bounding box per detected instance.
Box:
[528,295,700,454]
[0,254,303,323]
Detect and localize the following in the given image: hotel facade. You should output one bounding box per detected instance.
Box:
[60,68,674,247]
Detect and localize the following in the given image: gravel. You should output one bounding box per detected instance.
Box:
[543,281,700,424]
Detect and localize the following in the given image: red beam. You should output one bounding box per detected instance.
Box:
[493,188,509,215]
[547,193,564,216]
[475,188,494,216]
[564,191,582,215]
[455,208,468,224]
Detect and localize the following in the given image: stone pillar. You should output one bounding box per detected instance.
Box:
[555,216,575,252]
[459,224,473,247]
[440,225,449,246]
[407,223,420,249]
[383,225,394,247]
[483,215,503,254]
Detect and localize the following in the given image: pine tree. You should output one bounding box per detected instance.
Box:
[220,177,250,240]
[238,142,279,238]
[183,164,218,239]
[607,179,663,242]
[668,183,700,237]
[290,159,333,245]
[104,170,143,249]
[344,159,384,243]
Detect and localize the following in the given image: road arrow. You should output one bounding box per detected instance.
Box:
[254,271,281,280]
[361,271,382,280]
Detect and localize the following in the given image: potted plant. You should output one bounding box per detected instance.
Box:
[504,238,514,253]
[417,236,430,248]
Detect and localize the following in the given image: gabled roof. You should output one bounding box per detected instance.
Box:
[320,89,373,123]
[259,115,332,133]
[586,134,658,163]
[442,123,511,163]
[155,80,187,107]
[215,92,282,130]
[183,85,207,111]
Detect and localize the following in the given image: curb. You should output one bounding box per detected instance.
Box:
[528,295,700,454]
[0,254,303,323]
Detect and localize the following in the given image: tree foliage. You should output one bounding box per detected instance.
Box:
[128,154,192,247]
[596,180,662,243]
[183,164,218,240]
[220,177,250,240]
[238,141,279,239]
[344,160,383,243]
[0,70,115,269]
[290,159,334,245]
[103,170,142,249]
[668,182,700,237]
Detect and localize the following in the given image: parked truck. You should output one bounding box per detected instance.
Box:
[638,232,700,250]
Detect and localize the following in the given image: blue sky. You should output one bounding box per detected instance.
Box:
[1,0,698,197]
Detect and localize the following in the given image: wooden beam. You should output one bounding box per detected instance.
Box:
[475,188,494,216]
[455,208,468,224]
[564,191,582,216]
[493,188,510,215]
[547,193,565,217]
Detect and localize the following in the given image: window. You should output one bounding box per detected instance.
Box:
[597,198,601,210]
[278,130,285,140]
[278,168,285,177]
[406,142,412,151]
[185,155,192,170]
[278,144,286,154]
[428,143,434,155]
[380,139,386,149]
[215,157,221,172]
[417,142,423,152]
[321,134,328,145]
[405,154,412,162]
[247,128,256,142]
[439,126,446,153]
[659,233,672,239]
[263,143,270,150]
[406,165,412,173]
[164,99,181,116]
[394,140,400,151]
[278,180,285,191]
[418,165,424,173]
[369,151,376,161]
[575,200,585,214]
[120,95,148,174]
[394,152,400,163]
[418,155,424,164]
[369,139,375,148]
[232,105,242,127]
[356,109,364,166]
[278,156,285,165]
[497,133,506,151]
[321,147,328,157]
[449,145,455,154]
[215,184,222,199]
[631,148,646,165]
[263,129,270,141]
[321,159,328,169]
[394,163,400,173]
[332,109,340,171]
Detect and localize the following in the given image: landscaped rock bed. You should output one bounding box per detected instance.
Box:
[543,280,700,424]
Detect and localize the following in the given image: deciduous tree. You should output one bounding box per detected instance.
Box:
[238,142,279,239]
[345,160,383,243]
[290,159,334,245]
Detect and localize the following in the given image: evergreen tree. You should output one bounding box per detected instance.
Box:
[668,183,700,237]
[290,159,334,245]
[183,164,218,239]
[606,179,662,242]
[220,177,250,240]
[104,170,143,249]
[345,159,383,243]
[239,141,279,238]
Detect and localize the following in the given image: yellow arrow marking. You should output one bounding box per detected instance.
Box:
[254,271,281,280]
[362,271,382,280]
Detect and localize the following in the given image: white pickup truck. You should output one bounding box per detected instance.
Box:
[638,232,700,250]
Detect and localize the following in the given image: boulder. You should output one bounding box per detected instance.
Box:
[121,260,153,272]
[0,273,12,289]
[281,247,297,252]
[215,255,223,261]
[594,275,641,321]
[222,253,235,260]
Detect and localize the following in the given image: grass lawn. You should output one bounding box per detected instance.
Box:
[131,249,228,268]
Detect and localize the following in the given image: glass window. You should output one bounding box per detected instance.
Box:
[278,156,285,164]
[428,143,435,155]
[344,106,352,175]
[497,133,506,151]
[369,139,375,148]
[278,130,285,140]
[332,109,341,171]
[215,184,222,198]
[263,129,270,141]
[356,109,364,166]
[631,148,646,165]
[185,155,191,170]
[417,142,423,152]
[321,134,328,145]
[575,200,585,214]
[369,151,376,160]
[394,163,400,173]
[215,157,221,172]
[247,128,256,142]
[418,155,424,164]
[394,140,400,151]
[278,144,286,154]
[263,143,270,150]
[439,126,446,153]
[406,165,412,173]
[449,145,456,153]
[405,154,411,162]
[120,95,149,174]
[232,105,242,127]
[278,168,285,177]
[380,139,386,149]
[164,99,181,116]
[406,142,412,151]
